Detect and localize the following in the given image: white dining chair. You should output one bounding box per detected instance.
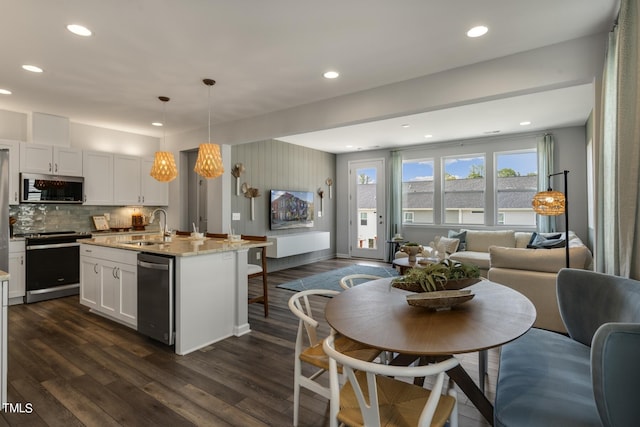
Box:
[339,274,383,290]
[324,332,459,427]
[288,289,381,427]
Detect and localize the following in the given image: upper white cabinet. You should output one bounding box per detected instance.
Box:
[114,154,141,205]
[0,139,21,205]
[114,155,168,206]
[20,143,83,176]
[83,151,114,205]
[141,157,169,206]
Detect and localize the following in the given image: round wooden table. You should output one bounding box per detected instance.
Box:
[325,278,536,425]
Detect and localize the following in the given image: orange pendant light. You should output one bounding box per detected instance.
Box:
[194,79,224,179]
[150,96,178,182]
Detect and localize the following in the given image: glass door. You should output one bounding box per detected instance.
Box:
[349,159,385,259]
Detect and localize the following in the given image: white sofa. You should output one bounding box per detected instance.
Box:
[396,229,593,333]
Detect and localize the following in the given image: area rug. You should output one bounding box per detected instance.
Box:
[276,264,398,293]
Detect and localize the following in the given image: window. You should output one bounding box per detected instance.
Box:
[360,212,368,226]
[443,155,485,225]
[401,159,434,224]
[495,150,537,226]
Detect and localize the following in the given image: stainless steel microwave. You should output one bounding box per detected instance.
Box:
[20,173,84,204]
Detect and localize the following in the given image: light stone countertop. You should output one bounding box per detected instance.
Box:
[0,270,8,281]
[82,234,270,257]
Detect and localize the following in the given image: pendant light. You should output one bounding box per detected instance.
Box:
[194,78,224,179]
[150,96,178,182]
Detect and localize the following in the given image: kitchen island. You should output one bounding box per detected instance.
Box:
[80,234,270,355]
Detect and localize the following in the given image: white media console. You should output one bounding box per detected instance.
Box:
[266,231,330,258]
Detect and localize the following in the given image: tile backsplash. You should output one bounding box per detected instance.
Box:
[9,204,163,234]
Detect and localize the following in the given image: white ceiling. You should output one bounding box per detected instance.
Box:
[0,1,618,153]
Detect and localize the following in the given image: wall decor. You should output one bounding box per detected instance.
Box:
[318,188,324,217]
[231,163,245,195]
[326,178,333,199]
[241,182,261,220]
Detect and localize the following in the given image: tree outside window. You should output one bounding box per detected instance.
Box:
[443,155,485,224]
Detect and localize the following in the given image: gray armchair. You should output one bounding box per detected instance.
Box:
[494,268,640,427]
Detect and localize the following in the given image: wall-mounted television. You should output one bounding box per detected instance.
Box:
[270,190,315,230]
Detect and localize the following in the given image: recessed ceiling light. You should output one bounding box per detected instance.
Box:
[520,121,531,126]
[152,122,163,127]
[0,89,11,95]
[424,134,433,138]
[345,145,353,148]
[22,65,43,73]
[401,124,410,128]
[467,25,488,38]
[323,71,339,79]
[67,24,92,37]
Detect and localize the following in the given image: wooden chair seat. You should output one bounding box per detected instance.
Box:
[300,334,380,373]
[338,371,456,427]
[324,333,459,427]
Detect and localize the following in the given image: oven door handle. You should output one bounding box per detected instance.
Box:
[26,242,81,250]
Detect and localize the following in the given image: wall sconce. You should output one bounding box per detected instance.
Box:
[194,79,224,179]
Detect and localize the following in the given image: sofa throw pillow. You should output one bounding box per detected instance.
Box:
[448,230,467,251]
[434,235,460,255]
[527,232,566,249]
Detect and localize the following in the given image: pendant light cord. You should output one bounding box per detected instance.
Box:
[202,79,216,144]
[158,96,170,151]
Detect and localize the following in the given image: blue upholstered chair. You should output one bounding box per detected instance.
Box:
[494,269,640,427]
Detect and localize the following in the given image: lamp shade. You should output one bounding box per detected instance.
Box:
[150,151,178,182]
[532,190,565,216]
[194,143,224,178]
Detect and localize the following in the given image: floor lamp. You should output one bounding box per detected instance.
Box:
[531,170,570,268]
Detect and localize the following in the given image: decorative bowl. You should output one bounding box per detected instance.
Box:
[406,290,474,310]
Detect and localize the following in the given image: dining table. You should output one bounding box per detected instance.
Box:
[324,278,536,426]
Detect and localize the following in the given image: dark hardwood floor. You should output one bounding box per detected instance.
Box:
[2,258,495,426]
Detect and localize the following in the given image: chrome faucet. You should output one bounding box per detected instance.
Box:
[150,208,169,240]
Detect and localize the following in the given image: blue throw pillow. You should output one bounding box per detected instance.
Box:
[448,230,466,251]
[527,232,566,249]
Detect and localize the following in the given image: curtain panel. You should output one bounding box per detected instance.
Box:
[597,0,640,279]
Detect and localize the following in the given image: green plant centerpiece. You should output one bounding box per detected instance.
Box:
[392,259,481,292]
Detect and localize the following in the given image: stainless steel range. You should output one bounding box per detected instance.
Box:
[21,231,91,303]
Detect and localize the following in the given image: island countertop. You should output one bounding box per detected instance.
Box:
[81,234,270,257]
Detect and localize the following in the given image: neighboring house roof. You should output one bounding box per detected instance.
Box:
[358,176,538,210]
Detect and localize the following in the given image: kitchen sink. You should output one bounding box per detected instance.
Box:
[122,240,162,246]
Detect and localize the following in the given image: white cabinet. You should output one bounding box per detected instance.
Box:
[0,139,21,205]
[114,154,141,205]
[8,240,25,303]
[141,157,169,205]
[79,245,138,328]
[20,143,83,176]
[82,151,114,205]
[80,254,100,309]
[114,155,168,206]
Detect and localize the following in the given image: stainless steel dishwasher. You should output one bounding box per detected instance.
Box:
[137,253,175,345]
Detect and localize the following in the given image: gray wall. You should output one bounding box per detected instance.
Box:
[230,139,336,271]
